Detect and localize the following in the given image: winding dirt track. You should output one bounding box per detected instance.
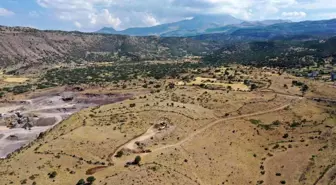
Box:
[151,103,291,153]
[109,103,291,164]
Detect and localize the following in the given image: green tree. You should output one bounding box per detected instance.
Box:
[0,91,4,98]
[48,171,57,179]
[76,179,85,185]
[115,150,124,158]
[301,84,309,92]
[86,176,96,184]
[250,84,257,91]
[134,156,141,165]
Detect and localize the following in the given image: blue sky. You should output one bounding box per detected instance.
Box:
[0,0,336,31]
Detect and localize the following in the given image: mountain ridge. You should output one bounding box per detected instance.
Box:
[96,15,291,37]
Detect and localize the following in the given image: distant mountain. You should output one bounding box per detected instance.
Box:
[96,14,243,36]
[96,16,294,37]
[203,20,292,34]
[193,19,336,42]
[97,27,118,34]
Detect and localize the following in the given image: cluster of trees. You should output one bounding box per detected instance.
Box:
[203,37,336,69]
[42,62,206,85]
[76,176,96,185]
[0,81,58,96]
[292,80,309,92]
[1,84,32,95]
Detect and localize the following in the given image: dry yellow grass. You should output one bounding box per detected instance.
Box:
[185,77,250,91]
[0,68,335,185]
[3,76,29,83]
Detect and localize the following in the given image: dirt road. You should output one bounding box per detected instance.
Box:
[109,103,291,164]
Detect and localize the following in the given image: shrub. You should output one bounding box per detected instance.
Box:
[290,121,301,128]
[133,156,141,165]
[250,119,261,125]
[48,171,57,179]
[250,84,257,90]
[301,85,309,92]
[86,176,96,184]
[129,103,136,108]
[76,179,85,185]
[272,120,281,126]
[0,91,4,98]
[115,150,124,158]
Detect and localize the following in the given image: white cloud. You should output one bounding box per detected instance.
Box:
[36,0,114,11]
[74,21,82,28]
[0,8,15,17]
[88,9,121,27]
[36,0,121,30]
[143,13,160,26]
[282,11,307,19]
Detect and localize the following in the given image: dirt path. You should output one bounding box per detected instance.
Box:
[151,103,291,153]
[108,103,291,166]
[124,126,157,150]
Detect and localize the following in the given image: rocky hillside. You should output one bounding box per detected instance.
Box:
[0,26,216,69]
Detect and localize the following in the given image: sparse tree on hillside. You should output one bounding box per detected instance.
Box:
[133,156,141,165]
[251,84,257,91]
[301,84,309,93]
[76,179,85,185]
[115,150,124,158]
[86,176,96,184]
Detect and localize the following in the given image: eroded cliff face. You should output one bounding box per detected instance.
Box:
[0,26,215,69]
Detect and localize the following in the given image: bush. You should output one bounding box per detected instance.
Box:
[76,179,85,185]
[129,103,136,108]
[250,119,261,125]
[0,91,4,98]
[290,121,301,128]
[87,176,96,184]
[301,84,309,92]
[115,150,124,158]
[48,171,57,178]
[133,156,141,165]
[11,85,32,95]
[272,120,281,126]
[250,84,257,90]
